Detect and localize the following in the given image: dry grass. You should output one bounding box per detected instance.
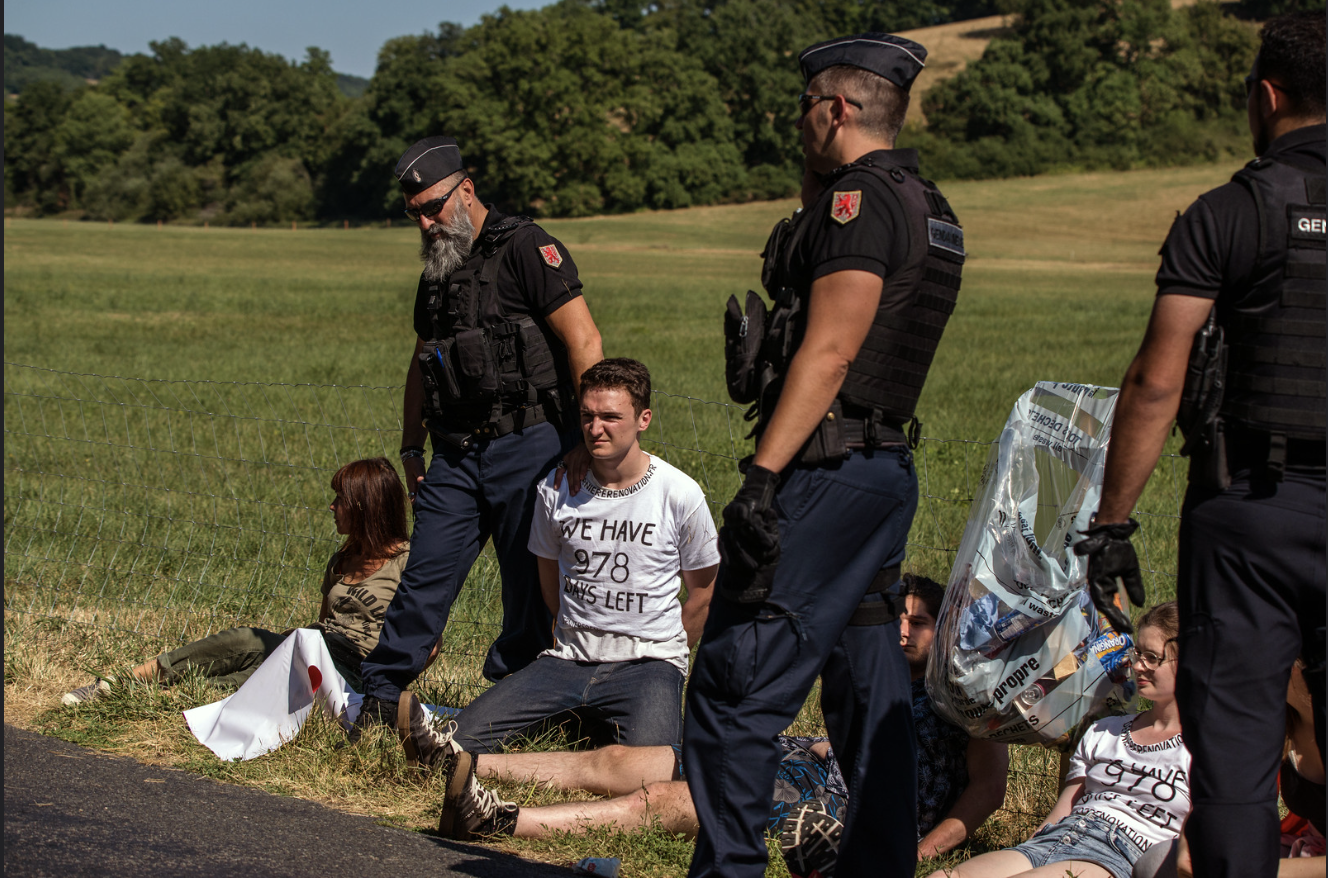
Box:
[5,607,1062,877]
[900,14,1014,126]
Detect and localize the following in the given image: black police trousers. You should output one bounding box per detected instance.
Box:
[1176,468,1325,878]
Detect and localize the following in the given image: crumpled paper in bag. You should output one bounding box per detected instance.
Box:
[926,382,1136,749]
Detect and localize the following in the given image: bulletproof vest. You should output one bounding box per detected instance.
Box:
[1221,155,1326,444]
[752,157,964,439]
[416,216,563,423]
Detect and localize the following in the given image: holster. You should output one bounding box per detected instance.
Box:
[798,399,850,466]
[1187,419,1232,491]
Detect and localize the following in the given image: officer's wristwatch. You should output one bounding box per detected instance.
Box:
[399,445,426,464]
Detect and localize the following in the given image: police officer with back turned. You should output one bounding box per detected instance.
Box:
[354,136,603,735]
[1077,12,1324,878]
[684,34,965,877]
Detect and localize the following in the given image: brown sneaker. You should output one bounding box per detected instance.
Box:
[396,693,461,773]
[438,751,518,841]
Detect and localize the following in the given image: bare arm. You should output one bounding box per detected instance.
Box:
[917,739,1010,859]
[537,555,561,617]
[1096,294,1213,523]
[318,595,330,624]
[751,271,882,472]
[543,297,603,396]
[1034,777,1085,835]
[679,564,718,648]
[402,337,428,498]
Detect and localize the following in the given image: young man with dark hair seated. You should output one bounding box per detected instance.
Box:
[448,357,719,756]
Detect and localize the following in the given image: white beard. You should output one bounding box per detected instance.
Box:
[419,207,476,282]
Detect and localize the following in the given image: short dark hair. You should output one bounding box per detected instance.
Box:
[1258,11,1326,117]
[899,572,945,619]
[810,65,910,142]
[330,457,409,560]
[580,358,652,416]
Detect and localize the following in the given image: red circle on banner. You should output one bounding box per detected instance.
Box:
[308,665,322,693]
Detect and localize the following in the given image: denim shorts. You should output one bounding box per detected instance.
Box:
[1009,813,1147,878]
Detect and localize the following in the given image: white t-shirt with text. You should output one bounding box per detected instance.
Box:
[1066,713,1192,851]
[527,454,720,674]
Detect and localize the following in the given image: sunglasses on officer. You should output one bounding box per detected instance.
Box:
[404,175,468,223]
[797,93,865,117]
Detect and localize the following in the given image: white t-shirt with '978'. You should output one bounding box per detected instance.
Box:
[527,454,720,674]
[1066,713,1192,851]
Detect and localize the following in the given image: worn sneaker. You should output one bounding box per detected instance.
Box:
[438,751,518,841]
[347,694,399,744]
[780,801,843,878]
[396,693,461,773]
[61,678,112,706]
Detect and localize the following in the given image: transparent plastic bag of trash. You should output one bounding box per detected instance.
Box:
[925,381,1137,750]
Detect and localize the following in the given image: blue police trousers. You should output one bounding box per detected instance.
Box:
[683,447,919,878]
[1177,469,1326,878]
[360,421,571,699]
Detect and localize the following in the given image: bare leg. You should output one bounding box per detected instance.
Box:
[131,659,163,683]
[476,744,677,796]
[926,851,1037,878]
[513,781,699,839]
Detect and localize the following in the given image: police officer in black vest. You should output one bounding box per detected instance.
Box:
[355,136,603,733]
[683,35,965,877]
[1078,13,1324,878]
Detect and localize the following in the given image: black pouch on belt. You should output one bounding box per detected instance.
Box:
[797,399,850,466]
[725,290,768,404]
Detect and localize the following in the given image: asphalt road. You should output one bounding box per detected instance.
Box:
[4,723,571,877]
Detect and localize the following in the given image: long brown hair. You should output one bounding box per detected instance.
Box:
[330,457,408,560]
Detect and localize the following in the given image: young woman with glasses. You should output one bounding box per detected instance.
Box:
[927,602,1187,878]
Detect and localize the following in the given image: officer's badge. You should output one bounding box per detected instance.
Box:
[410,169,421,183]
[831,191,862,225]
[539,244,563,268]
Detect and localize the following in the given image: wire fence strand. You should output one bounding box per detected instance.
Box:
[4,362,1184,820]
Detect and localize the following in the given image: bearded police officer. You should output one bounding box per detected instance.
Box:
[355,136,604,733]
[683,34,965,877]
[1077,13,1324,878]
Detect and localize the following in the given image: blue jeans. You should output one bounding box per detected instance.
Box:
[1011,813,1146,878]
[452,656,685,753]
[683,447,919,878]
[360,421,574,699]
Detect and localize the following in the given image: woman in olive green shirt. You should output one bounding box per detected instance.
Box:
[63,458,410,704]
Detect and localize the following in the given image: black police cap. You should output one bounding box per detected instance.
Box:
[799,33,928,91]
[395,136,464,196]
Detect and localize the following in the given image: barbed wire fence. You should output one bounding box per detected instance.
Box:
[3,361,1184,829]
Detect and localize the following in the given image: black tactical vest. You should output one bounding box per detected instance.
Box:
[416,216,564,430]
[731,155,963,457]
[1221,155,1326,447]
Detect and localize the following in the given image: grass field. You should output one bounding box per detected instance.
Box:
[4,160,1232,876]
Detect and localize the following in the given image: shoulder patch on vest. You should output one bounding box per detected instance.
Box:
[927,217,965,257]
[539,244,563,268]
[830,190,862,225]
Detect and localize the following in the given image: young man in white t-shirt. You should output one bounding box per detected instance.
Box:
[451,358,719,754]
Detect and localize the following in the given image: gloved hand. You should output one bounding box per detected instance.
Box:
[1073,518,1146,634]
[718,464,781,603]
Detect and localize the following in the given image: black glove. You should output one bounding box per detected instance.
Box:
[1073,519,1146,634]
[718,464,781,603]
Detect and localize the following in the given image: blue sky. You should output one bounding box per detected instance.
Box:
[5,0,552,79]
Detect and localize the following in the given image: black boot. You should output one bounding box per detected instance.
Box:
[347,694,399,744]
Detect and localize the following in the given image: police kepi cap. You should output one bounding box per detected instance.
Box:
[799,33,928,91]
[395,136,464,196]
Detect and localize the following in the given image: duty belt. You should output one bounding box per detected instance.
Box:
[428,400,553,451]
[1226,427,1326,473]
[841,417,911,448]
[848,565,905,626]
